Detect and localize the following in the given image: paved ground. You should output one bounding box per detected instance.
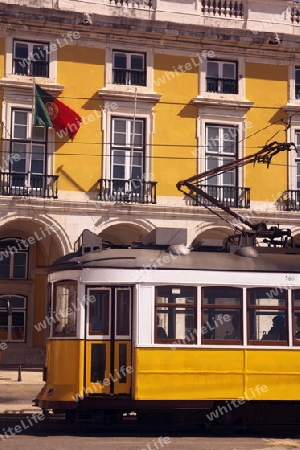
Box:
[0,368,43,414]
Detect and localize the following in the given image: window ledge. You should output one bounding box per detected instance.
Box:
[0,78,64,95]
[283,103,300,112]
[98,87,161,104]
[193,96,253,111]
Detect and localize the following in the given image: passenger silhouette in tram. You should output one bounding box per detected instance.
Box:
[295,314,300,339]
[156,316,168,339]
[225,313,241,340]
[261,315,287,341]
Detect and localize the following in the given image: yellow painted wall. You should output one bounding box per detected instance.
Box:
[55,46,105,192]
[134,348,300,401]
[245,63,288,201]
[153,54,198,196]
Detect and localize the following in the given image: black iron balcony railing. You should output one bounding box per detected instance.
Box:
[98,179,157,204]
[201,0,244,18]
[113,69,146,86]
[0,173,58,198]
[206,77,238,94]
[195,185,250,209]
[13,59,49,77]
[280,190,300,211]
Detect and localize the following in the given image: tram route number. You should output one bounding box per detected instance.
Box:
[285,275,296,283]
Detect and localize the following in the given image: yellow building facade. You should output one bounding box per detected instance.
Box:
[0,0,300,365]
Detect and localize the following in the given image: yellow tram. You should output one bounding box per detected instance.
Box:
[35,227,300,426]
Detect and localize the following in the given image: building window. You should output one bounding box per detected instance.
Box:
[13,40,49,77]
[294,131,300,189]
[247,288,288,345]
[206,60,238,94]
[202,287,242,344]
[10,109,47,191]
[52,281,77,337]
[113,51,146,86]
[0,296,26,342]
[0,239,28,279]
[295,67,300,99]
[110,117,145,196]
[155,286,197,344]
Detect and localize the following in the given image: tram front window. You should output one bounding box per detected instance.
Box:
[52,281,77,337]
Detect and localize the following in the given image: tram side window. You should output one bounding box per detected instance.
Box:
[247,288,288,345]
[52,281,77,337]
[155,286,197,344]
[292,290,300,345]
[202,287,242,344]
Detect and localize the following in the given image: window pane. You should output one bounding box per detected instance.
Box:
[249,310,287,341]
[114,119,127,133]
[156,286,195,305]
[0,312,8,340]
[207,127,219,152]
[10,296,26,308]
[114,53,127,69]
[11,144,26,172]
[13,253,27,279]
[13,112,28,139]
[15,42,28,59]
[156,307,195,341]
[222,63,235,79]
[207,61,219,77]
[296,69,300,85]
[249,289,286,306]
[11,312,25,340]
[32,45,47,62]
[203,310,241,340]
[53,282,77,337]
[89,290,110,335]
[0,256,10,279]
[222,128,236,154]
[116,290,130,336]
[32,126,45,141]
[203,287,242,305]
[131,55,144,71]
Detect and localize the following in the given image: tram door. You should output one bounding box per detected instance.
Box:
[85,287,132,395]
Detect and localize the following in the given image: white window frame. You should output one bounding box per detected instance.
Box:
[0,239,28,280]
[206,60,238,94]
[4,36,57,82]
[205,124,238,187]
[10,109,47,190]
[199,55,245,99]
[0,295,27,342]
[112,51,146,87]
[101,103,154,185]
[12,40,49,78]
[105,46,154,91]
[1,97,55,194]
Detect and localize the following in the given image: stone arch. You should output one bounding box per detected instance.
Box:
[100,221,152,246]
[191,224,233,248]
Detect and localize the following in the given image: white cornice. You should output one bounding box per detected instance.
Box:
[98,88,161,104]
[192,96,254,111]
[0,78,64,95]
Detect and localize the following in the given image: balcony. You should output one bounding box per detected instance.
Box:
[12,59,49,77]
[280,190,300,211]
[98,179,157,204]
[0,173,58,198]
[201,0,244,18]
[195,185,250,209]
[113,69,146,86]
[206,78,238,94]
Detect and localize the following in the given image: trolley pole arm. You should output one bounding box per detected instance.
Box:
[176,141,296,231]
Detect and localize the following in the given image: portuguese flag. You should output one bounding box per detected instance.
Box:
[34,84,82,140]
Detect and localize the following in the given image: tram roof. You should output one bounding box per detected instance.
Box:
[49,245,300,273]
